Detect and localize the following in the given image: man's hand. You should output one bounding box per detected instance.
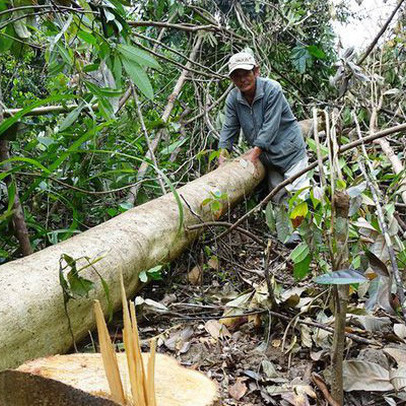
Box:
[218,149,230,166]
[246,146,262,164]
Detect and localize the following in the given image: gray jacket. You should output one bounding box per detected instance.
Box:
[219,77,306,172]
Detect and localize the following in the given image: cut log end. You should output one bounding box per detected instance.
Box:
[13,353,218,406]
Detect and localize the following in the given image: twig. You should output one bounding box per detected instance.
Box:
[358,0,406,65]
[312,373,340,406]
[313,107,326,189]
[132,86,167,196]
[132,31,221,77]
[132,39,224,80]
[14,171,156,195]
[170,307,377,345]
[186,221,266,248]
[128,20,216,32]
[184,84,233,125]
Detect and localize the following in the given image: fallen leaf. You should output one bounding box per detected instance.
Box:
[207,256,219,270]
[394,324,406,340]
[350,315,391,332]
[343,360,394,392]
[188,265,202,285]
[383,347,406,366]
[164,327,194,353]
[205,319,231,340]
[262,359,278,379]
[219,308,248,330]
[229,377,248,400]
[300,322,312,348]
[390,365,406,391]
[272,339,282,348]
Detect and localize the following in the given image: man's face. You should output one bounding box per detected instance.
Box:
[230,67,259,94]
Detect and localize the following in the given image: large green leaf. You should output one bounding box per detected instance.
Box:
[294,254,311,280]
[307,45,326,59]
[117,44,160,69]
[275,205,292,243]
[122,57,153,99]
[289,243,309,263]
[315,269,368,285]
[265,201,276,233]
[291,45,311,74]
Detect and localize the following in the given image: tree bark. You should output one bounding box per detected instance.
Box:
[0,154,265,371]
[330,191,350,406]
[0,85,32,256]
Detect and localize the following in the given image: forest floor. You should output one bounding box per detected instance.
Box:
[80,205,406,406]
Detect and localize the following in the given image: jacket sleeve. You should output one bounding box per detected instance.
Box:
[252,85,284,150]
[219,95,240,151]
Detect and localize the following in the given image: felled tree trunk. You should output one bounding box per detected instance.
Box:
[0,353,218,406]
[0,155,265,371]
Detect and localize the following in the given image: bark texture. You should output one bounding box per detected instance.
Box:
[0,156,265,371]
[331,190,350,406]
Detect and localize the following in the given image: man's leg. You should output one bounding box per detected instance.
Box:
[266,168,287,204]
[284,155,310,196]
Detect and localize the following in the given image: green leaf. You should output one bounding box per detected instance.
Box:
[147,265,163,280]
[77,30,97,45]
[275,205,292,243]
[201,198,212,206]
[291,45,311,74]
[208,149,220,163]
[67,270,95,297]
[161,138,188,155]
[336,179,347,190]
[290,201,308,219]
[306,138,329,156]
[59,103,86,131]
[83,63,100,73]
[294,254,311,280]
[122,57,153,99]
[315,269,368,285]
[265,201,276,233]
[307,45,326,59]
[6,181,16,215]
[289,242,309,264]
[139,270,148,283]
[0,27,14,53]
[117,44,160,69]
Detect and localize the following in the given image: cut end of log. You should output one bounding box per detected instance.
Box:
[15,353,218,406]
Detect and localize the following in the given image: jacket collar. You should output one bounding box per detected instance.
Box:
[236,77,265,106]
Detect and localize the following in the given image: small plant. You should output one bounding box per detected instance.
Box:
[201,189,228,218]
[138,265,164,283]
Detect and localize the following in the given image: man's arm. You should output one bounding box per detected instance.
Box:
[218,95,240,165]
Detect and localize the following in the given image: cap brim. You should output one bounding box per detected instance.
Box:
[229,64,255,76]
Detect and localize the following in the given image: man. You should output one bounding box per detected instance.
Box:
[218,51,309,203]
